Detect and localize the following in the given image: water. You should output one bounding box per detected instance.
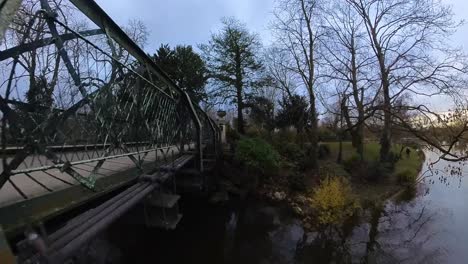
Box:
[94,149,468,264]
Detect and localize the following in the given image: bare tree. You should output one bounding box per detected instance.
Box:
[320,1,378,160]
[272,0,323,169]
[264,46,300,102]
[346,0,468,162]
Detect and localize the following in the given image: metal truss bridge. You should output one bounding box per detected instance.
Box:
[0,0,221,262]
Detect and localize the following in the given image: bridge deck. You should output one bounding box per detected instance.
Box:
[0,146,189,207]
[0,145,194,236]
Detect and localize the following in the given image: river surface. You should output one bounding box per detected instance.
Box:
[92,150,468,264]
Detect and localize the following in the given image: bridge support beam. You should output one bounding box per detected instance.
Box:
[68,0,210,173]
[182,92,203,172]
[202,111,219,158]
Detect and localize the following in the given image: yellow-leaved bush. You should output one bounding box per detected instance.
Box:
[310,176,359,226]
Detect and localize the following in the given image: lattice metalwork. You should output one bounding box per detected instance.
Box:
[0,0,218,203]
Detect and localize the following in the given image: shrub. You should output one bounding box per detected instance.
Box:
[317,126,337,142]
[276,142,305,162]
[343,154,361,172]
[396,185,417,203]
[396,169,417,185]
[343,155,391,182]
[387,151,400,167]
[245,125,270,139]
[301,144,319,170]
[364,161,390,182]
[226,125,239,140]
[310,176,359,226]
[271,129,297,144]
[235,137,280,174]
[288,172,307,191]
[318,144,331,159]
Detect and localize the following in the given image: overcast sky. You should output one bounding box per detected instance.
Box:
[95,0,275,52]
[95,0,468,111]
[96,0,468,53]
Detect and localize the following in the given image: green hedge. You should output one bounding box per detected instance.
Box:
[235,137,280,174]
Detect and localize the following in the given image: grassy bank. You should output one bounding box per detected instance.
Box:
[323,142,425,203]
[228,137,426,230]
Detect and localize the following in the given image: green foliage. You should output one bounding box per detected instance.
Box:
[153,44,207,104]
[302,143,320,170]
[310,176,359,226]
[364,161,392,182]
[200,17,265,133]
[235,137,280,174]
[288,172,307,192]
[396,169,417,185]
[318,144,331,159]
[318,126,337,142]
[17,75,55,133]
[246,96,275,131]
[245,125,271,140]
[387,151,400,167]
[342,154,361,172]
[393,147,423,181]
[276,142,305,163]
[343,154,391,182]
[276,95,309,132]
[271,129,298,144]
[395,185,417,203]
[226,125,240,143]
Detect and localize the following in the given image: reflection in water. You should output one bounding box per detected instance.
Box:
[103,149,466,264]
[296,192,444,264]
[295,149,464,264]
[225,204,304,264]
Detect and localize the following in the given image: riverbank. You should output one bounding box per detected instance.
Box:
[104,148,461,264]
[326,142,425,203]
[256,141,426,230]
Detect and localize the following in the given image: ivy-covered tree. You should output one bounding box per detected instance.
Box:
[152,44,208,104]
[200,17,264,134]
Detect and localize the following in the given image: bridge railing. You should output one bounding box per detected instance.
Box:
[0,0,219,197]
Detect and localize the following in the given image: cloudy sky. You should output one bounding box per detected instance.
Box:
[95,0,468,111]
[95,0,275,52]
[96,0,468,53]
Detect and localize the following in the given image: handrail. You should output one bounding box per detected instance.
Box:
[0,0,220,195]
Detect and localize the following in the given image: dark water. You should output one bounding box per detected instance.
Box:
[88,150,468,264]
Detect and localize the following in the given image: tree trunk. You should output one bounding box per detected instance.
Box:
[309,93,319,170]
[300,0,318,171]
[236,86,245,134]
[341,98,364,161]
[235,50,245,134]
[350,38,365,161]
[337,110,343,164]
[356,115,364,161]
[370,26,392,162]
[379,74,392,162]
